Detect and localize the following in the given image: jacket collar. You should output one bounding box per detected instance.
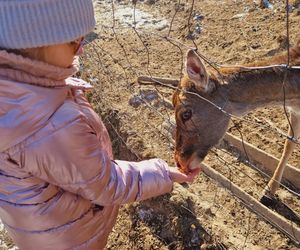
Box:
[0,50,92,89]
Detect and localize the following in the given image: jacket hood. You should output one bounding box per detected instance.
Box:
[0,50,90,152]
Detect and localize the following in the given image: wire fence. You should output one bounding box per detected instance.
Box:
[79,0,300,249]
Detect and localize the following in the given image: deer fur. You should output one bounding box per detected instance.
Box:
[137,40,300,196]
[173,39,300,196]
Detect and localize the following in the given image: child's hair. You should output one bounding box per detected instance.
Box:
[0,0,95,51]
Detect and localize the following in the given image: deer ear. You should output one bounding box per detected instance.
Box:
[186,50,214,93]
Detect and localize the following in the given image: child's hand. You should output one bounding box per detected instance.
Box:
[168,166,201,183]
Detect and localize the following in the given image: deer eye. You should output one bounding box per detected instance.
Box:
[181,109,192,122]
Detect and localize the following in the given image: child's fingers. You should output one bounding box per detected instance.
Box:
[168,166,201,183]
[184,168,201,182]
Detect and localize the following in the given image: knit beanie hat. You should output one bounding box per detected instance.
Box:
[0,0,96,49]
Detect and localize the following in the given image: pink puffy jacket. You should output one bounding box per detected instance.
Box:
[0,51,173,250]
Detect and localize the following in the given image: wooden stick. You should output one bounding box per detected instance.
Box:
[137,75,179,88]
[223,132,300,190]
[201,162,300,246]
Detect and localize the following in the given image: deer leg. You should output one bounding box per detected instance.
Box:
[267,111,300,195]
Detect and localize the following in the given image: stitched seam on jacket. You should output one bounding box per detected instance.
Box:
[1,88,70,155]
[0,189,63,206]
[0,166,32,179]
[10,116,85,156]
[10,115,107,187]
[73,92,97,136]
[2,206,93,233]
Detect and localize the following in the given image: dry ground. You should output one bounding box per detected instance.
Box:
[1,0,300,249]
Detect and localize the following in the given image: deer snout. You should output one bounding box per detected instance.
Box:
[175,148,204,174]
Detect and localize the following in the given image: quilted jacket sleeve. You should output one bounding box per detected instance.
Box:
[13,107,173,206]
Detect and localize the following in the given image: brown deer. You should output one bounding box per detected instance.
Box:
[172,39,300,198]
[138,39,300,198]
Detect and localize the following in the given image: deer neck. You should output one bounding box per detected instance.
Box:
[220,68,300,116]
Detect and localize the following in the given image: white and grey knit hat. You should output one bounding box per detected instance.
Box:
[0,0,96,49]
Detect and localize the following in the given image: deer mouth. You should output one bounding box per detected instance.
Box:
[175,152,202,174]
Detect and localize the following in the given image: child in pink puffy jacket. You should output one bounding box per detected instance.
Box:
[0,0,200,249]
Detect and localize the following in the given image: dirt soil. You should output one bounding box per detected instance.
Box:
[1,0,300,249]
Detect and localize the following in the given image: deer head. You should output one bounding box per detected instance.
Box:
[173,50,231,173]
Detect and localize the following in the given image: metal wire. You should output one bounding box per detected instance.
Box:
[86,0,300,247]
